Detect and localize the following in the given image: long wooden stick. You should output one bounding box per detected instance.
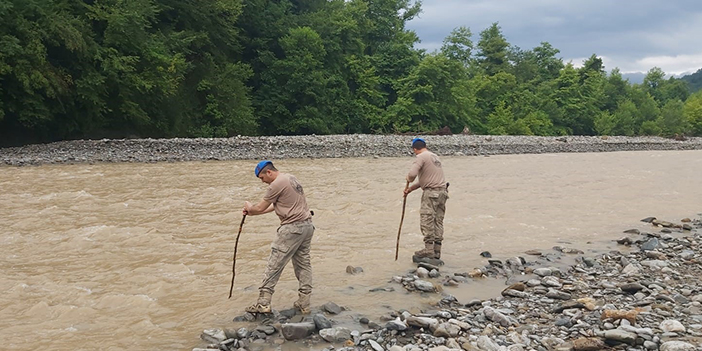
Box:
[228,214,247,299]
[395,181,410,261]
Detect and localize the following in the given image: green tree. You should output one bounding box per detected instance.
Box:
[257,27,337,134]
[611,100,637,136]
[603,68,631,112]
[629,87,660,131]
[473,71,517,133]
[642,67,666,103]
[550,58,605,135]
[486,101,511,135]
[386,53,476,133]
[639,121,661,136]
[476,22,510,76]
[656,99,686,136]
[440,26,473,66]
[684,91,702,136]
[520,110,554,135]
[594,111,616,135]
[660,77,690,103]
[0,0,255,145]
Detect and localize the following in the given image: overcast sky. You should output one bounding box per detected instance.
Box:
[406,0,702,75]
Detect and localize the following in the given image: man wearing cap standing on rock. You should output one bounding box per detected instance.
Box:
[404,138,448,260]
[243,160,314,314]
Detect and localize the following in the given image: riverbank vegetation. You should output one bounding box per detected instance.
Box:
[2,0,702,146]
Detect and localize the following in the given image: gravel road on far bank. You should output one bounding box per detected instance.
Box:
[2,135,702,166]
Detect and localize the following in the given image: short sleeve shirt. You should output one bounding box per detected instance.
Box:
[407,150,446,190]
[263,173,311,225]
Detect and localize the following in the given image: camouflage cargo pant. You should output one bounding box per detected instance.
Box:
[420,188,448,243]
[259,219,314,296]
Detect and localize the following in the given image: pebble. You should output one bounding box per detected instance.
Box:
[195,215,702,351]
[4,135,702,166]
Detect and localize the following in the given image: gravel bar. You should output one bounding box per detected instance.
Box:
[2,135,702,166]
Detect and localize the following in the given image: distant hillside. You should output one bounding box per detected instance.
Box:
[680,68,702,93]
[621,72,646,84]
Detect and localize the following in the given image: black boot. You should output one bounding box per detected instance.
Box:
[414,241,434,258]
[434,241,442,259]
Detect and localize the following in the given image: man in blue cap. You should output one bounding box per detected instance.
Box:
[242,160,314,314]
[404,138,448,259]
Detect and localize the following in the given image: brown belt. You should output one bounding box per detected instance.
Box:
[425,182,450,191]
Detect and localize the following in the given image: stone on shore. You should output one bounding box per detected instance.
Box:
[281,322,316,340]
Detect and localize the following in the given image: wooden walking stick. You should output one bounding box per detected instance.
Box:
[395,181,410,261]
[228,214,247,299]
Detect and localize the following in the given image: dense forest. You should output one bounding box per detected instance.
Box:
[1,0,702,146]
[681,69,702,94]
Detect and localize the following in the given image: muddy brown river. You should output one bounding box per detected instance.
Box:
[1,150,701,350]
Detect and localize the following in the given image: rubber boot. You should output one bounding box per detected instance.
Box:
[414,241,435,258]
[433,241,442,259]
[245,291,272,313]
[293,292,311,314]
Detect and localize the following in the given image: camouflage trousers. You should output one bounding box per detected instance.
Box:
[420,188,448,243]
[259,219,314,296]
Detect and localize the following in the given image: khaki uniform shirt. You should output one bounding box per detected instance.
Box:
[407,150,446,190]
[264,173,311,225]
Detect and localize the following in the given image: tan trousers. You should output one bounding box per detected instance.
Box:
[259,219,314,296]
[420,188,448,243]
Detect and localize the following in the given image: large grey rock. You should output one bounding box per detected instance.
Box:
[281,322,316,340]
[235,327,248,339]
[502,289,529,298]
[414,279,436,292]
[446,338,462,350]
[620,282,645,294]
[641,259,669,268]
[200,328,227,343]
[603,329,636,345]
[255,325,276,335]
[641,238,660,251]
[483,306,513,327]
[385,317,408,331]
[622,263,641,275]
[679,250,695,260]
[345,265,364,274]
[477,335,502,351]
[572,337,605,351]
[551,300,586,313]
[406,316,439,331]
[660,341,697,351]
[413,256,444,266]
[313,313,332,330]
[322,301,342,314]
[506,257,524,269]
[643,341,658,350]
[546,289,572,300]
[368,339,384,351]
[659,319,686,333]
[319,327,352,343]
[433,322,460,338]
[533,267,553,277]
[448,318,471,331]
[542,276,562,288]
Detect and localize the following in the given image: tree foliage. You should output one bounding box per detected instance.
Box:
[1,0,700,146]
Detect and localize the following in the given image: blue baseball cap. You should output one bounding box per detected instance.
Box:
[412,137,425,145]
[254,160,273,177]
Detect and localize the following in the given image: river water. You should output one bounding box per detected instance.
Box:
[1,150,701,350]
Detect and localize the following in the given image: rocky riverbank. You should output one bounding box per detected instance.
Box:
[2,135,702,166]
[197,215,702,351]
